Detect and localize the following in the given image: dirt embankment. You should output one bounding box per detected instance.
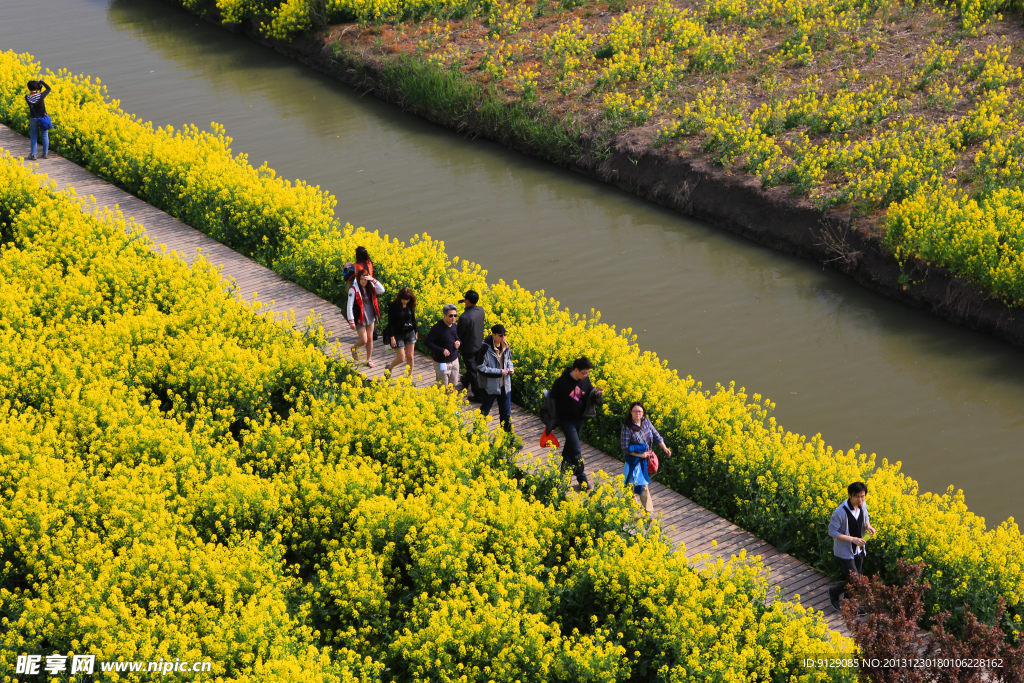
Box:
[170,4,1024,347]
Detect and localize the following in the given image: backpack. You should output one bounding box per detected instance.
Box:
[539,389,558,430]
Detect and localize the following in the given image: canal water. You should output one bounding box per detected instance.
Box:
[3,0,1021,524]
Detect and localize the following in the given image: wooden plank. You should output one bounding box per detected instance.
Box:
[793,590,833,614]
[776,567,824,594]
[803,593,838,615]
[685,535,743,558]
[668,501,720,524]
[793,581,835,608]
[740,543,785,564]
[687,526,757,556]
[671,509,730,539]
[656,500,701,523]
[668,521,728,550]
[782,571,831,599]
[676,523,736,551]
[660,498,706,519]
[767,557,817,583]
[723,532,773,553]
[675,525,736,553]
[714,533,770,560]
[653,497,694,520]
[720,536,774,557]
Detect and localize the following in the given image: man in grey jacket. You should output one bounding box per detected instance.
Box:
[827,481,877,612]
[477,324,513,432]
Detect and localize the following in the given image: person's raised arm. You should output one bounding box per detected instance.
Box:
[827,507,842,541]
[550,374,566,401]
[478,348,502,377]
[827,507,866,547]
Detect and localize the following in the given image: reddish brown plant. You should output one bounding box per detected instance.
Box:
[842,559,1024,683]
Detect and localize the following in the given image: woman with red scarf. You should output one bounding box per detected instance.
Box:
[346,271,385,367]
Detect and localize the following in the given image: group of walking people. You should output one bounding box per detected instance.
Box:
[341,247,667,510]
[342,248,514,432]
[308,247,883,617]
[341,247,878,594]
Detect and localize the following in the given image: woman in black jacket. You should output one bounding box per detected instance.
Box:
[386,288,417,378]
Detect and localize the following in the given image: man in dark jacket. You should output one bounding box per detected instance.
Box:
[456,290,485,401]
[424,304,461,392]
[549,357,602,489]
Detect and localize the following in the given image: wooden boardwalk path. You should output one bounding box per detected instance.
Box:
[0,125,850,637]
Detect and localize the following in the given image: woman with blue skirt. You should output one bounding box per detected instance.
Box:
[620,402,671,514]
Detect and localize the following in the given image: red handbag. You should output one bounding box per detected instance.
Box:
[648,452,660,474]
[540,429,560,448]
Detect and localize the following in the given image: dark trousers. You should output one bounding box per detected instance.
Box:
[828,553,865,601]
[559,420,587,487]
[480,388,512,432]
[460,352,481,397]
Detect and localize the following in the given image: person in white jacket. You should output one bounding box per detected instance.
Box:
[346,272,385,367]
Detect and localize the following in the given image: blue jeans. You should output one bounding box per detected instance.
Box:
[29,118,48,158]
[480,389,511,432]
[559,420,587,487]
